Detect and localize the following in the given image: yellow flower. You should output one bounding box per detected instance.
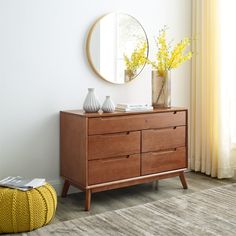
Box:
[124,42,147,73]
[148,27,192,76]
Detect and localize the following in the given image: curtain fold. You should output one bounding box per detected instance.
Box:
[191,0,234,178]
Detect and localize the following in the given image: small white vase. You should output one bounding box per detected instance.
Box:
[83,88,100,113]
[102,96,115,113]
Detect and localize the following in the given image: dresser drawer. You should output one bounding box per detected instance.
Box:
[141,147,186,175]
[88,131,140,160]
[88,154,140,185]
[88,115,144,135]
[143,111,186,130]
[142,126,186,153]
[88,111,186,135]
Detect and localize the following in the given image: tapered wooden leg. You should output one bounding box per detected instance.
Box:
[61,180,70,197]
[179,171,188,189]
[85,189,91,211]
[153,180,159,190]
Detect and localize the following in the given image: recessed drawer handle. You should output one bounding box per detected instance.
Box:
[99,117,129,121]
[173,126,177,129]
[101,155,130,162]
[99,117,112,121]
[151,149,177,155]
[173,111,177,114]
[101,131,131,137]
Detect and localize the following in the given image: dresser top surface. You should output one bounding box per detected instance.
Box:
[61,107,187,118]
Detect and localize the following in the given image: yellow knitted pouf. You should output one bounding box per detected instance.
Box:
[0,183,57,234]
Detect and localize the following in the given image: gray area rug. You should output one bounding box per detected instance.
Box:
[26,184,236,235]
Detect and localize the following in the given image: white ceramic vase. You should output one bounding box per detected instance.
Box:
[83,88,100,113]
[101,96,115,113]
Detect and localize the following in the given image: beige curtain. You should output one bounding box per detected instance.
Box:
[191,0,234,178]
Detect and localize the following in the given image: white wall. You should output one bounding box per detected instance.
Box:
[0,0,191,193]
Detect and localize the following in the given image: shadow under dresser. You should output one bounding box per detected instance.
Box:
[60,108,188,211]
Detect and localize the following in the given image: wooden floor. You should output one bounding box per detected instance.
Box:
[54,171,236,223]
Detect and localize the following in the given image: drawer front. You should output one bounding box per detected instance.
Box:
[141,147,187,175]
[88,154,140,185]
[143,111,186,130]
[88,131,140,160]
[88,111,186,135]
[142,126,186,153]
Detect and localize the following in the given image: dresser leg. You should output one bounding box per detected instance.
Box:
[85,189,91,211]
[61,180,70,197]
[179,172,188,189]
[153,180,159,190]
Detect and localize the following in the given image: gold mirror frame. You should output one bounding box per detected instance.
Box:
[86,13,149,84]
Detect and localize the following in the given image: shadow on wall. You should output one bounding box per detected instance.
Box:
[0,112,61,186]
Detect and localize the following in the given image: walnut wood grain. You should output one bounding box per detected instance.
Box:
[179,171,188,189]
[89,169,187,193]
[61,180,70,198]
[186,109,189,168]
[88,111,186,135]
[61,107,187,118]
[142,126,186,153]
[85,189,91,211]
[141,147,187,175]
[88,154,140,185]
[88,131,140,160]
[88,115,146,135]
[143,111,186,130]
[60,108,188,211]
[60,112,87,187]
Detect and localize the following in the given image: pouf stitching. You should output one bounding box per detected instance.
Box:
[0,188,8,203]
[12,190,18,233]
[35,188,48,225]
[0,183,57,234]
[0,188,9,233]
[44,184,57,224]
[26,190,34,231]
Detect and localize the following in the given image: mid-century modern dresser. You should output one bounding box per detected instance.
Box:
[60,108,188,210]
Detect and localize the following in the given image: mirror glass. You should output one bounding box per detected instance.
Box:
[86,13,149,84]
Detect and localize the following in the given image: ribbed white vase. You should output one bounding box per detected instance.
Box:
[102,96,115,113]
[83,88,100,113]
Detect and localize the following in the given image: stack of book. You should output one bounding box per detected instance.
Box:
[115,103,153,112]
[0,176,46,191]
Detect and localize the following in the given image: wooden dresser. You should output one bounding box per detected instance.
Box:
[60,108,188,210]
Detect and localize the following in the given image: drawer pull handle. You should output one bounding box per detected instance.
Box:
[101,155,131,162]
[151,149,177,155]
[173,126,177,129]
[101,131,131,137]
[173,111,177,114]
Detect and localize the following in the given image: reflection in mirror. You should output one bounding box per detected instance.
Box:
[87,13,149,84]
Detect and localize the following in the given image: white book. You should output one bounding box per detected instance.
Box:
[116,103,150,109]
[0,176,46,191]
[115,106,153,112]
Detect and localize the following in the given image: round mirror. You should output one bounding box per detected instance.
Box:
[86,13,149,84]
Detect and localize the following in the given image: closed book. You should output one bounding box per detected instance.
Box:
[116,103,150,109]
[115,107,153,112]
